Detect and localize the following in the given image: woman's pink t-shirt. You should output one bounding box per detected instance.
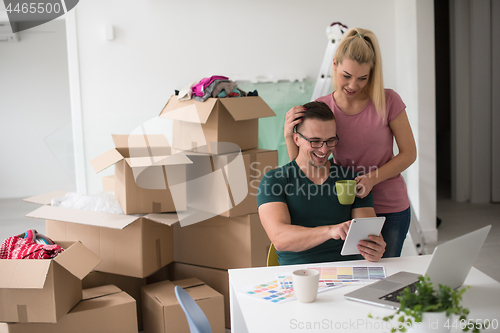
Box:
[316,89,410,214]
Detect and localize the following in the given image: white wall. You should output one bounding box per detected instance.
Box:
[0,19,76,198]
[414,0,437,242]
[394,0,437,242]
[71,0,401,195]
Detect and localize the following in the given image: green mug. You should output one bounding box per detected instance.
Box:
[335,180,357,205]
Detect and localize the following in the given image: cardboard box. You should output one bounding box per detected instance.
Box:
[0,241,101,324]
[82,271,146,331]
[173,213,270,270]
[25,191,180,278]
[183,148,278,218]
[81,267,168,331]
[169,262,230,329]
[0,285,137,333]
[102,174,114,192]
[141,278,225,333]
[90,134,192,215]
[159,96,275,155]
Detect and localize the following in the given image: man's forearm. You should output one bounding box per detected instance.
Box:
[259,202,349,253]
[272,224,333,252]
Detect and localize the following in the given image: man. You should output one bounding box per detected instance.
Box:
[257,101,385,265]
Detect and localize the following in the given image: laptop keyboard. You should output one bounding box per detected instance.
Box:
[379,281,418,302]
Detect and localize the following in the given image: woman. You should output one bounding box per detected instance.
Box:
[284,27,416,258]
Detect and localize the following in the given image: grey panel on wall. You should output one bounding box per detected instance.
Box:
[237,80,316,167]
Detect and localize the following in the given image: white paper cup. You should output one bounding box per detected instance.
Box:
[292,269,320,303]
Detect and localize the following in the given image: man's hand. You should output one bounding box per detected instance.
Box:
[330,220,351,241]
[358,234,386,262]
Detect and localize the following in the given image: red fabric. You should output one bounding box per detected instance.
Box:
[0,233,64,260]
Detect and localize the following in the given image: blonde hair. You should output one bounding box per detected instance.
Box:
[332,27,386,120]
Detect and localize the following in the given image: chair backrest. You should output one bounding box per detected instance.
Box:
[267,243,279,267]
[174,286,212,333]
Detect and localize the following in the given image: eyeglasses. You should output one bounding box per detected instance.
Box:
[296,131,339,148]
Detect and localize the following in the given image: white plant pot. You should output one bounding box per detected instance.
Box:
[406,312,451,333]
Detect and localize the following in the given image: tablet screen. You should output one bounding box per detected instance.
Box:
[341,217,386,256]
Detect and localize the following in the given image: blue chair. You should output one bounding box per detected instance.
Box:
[174,285,212,333]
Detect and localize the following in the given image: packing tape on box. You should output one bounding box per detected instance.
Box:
[149,165,167,212]
[245,152,258,199]
[143,133,154,159]
[17,305,28,323]
[249,152,257,181]
[209,154,215,173]
[220,165,236,209]
[156,239,162,269]
[152,201,161,213]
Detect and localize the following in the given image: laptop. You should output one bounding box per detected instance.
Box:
[344,225,491,309]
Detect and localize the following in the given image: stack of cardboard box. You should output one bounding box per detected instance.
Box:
[159,95,278,329]
[0,240,139,332]
[15,140,194,331]
[19,135,226,332]
[2,93,277,332]
[0,285,139,333]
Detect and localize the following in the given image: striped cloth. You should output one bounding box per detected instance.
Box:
[0,230,64,259]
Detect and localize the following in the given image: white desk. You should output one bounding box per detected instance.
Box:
[229,256,500,333]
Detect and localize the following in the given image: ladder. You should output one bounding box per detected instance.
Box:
[311,22,348,101]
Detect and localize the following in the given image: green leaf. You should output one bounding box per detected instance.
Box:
[370,274,474,333]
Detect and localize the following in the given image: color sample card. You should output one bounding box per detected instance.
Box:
[309,266,386,284]
[241,280,295,304]
[276,272,344,290]
[241,266,385,305]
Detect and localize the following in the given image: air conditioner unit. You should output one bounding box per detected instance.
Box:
[0,21,19,42]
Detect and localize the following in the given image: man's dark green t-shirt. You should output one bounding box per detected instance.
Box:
[257,160,374,265]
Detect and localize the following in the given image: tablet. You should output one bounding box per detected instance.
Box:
[340,217,386,256]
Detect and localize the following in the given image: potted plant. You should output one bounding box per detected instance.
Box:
[369,275,482,333]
